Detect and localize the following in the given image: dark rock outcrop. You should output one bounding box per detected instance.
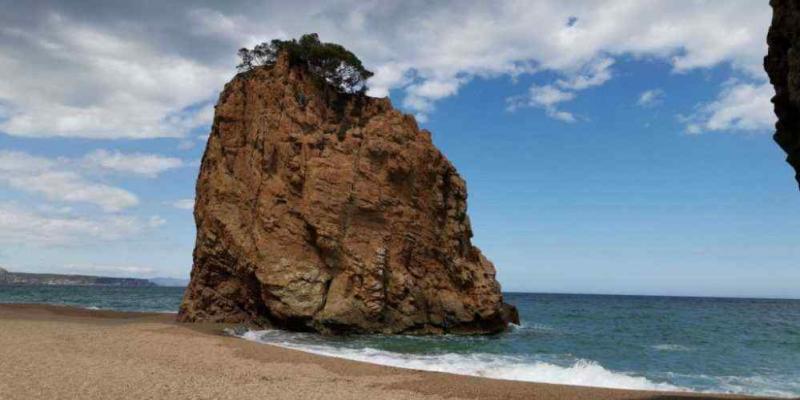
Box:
[766,0,800,187]
[178,53,518,334]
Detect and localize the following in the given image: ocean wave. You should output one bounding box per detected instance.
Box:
[662,371,800,399]
[514,322,559,334]
[237,329,683,392]
[650,344,692,352]
[79,304,176,313]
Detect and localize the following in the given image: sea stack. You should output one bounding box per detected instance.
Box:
[178,46,518,334]
[765,0,800,187]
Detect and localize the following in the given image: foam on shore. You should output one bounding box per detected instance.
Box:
[237,329,800,398]
[238,329,684,392]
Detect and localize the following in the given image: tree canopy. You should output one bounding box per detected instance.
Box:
[237,33,373,94]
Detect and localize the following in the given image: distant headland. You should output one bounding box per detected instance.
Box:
[0,267,169,287]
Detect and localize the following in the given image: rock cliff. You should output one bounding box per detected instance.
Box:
[178,53,518,334]
[766,0,800,187]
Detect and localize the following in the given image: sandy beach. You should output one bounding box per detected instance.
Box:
[0,304,777,400]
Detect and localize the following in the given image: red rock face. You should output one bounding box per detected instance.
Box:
[178,54,518,334]
[766,0,800,187]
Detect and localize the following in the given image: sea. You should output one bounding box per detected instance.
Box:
[1,286,798,398]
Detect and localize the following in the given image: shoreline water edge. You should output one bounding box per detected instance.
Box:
[0,302,793,399]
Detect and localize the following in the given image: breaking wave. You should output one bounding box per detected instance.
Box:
[651,344,692,352]
[237,329,684,392]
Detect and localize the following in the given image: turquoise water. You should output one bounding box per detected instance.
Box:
[0,285,183,312]
[1,287,798,397]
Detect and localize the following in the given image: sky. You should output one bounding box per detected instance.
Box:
[0,0,797,298]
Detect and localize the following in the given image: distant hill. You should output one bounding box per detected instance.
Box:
[0,267,155,287]
[148,277,189,287]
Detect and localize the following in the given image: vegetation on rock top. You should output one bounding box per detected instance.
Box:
[237,33,373,94]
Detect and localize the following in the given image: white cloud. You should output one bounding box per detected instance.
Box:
[0,14,225,139]
[82,149,183,177]
[15,171,138,212]
[546,109,577,123]
[637,89,665,107]
[0,149,189,211]
[507,84,577,122]
[365,62,412,98]
[0,202,148,245]
[171,198,195,210]
[0,150,55,172]
[555,57,615,91]
[0,1,772,134]
[345,0,768,121]
[507,57,613,122]
[683,82,775,134]
[529,85,576,107]
[402,78,462,114]
[0,151,138,212]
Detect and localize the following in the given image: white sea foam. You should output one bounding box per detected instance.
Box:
[651,344,692,352]
[237,329,684,392]
[81,305,176,313]
[663,371,800,399]
[519,322,558,333]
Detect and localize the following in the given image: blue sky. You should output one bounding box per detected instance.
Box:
[425,63,799,298]
[1,1,797,298]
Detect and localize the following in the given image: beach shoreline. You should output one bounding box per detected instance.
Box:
[0,304,774,400]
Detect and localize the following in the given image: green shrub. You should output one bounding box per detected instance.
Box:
[237,33,373,94]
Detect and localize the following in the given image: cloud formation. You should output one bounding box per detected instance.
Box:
[637,89,665,108]
[0,11,224,139]
[683,82,775,134]
[0,0,773,135]
[0,202,149,245]
[0,150,186,212]
[0,151,138,212]
[82,149,184,177]
[171,198,195,210]
[506,57,616,121]
[507,84,577,122]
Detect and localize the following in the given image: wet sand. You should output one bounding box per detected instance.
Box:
[0,304,774,400]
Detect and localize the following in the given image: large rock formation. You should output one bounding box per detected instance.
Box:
[766,0,800,187]
[178,53,518,334]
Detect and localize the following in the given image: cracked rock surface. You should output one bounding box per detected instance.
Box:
[178,54,518,334]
